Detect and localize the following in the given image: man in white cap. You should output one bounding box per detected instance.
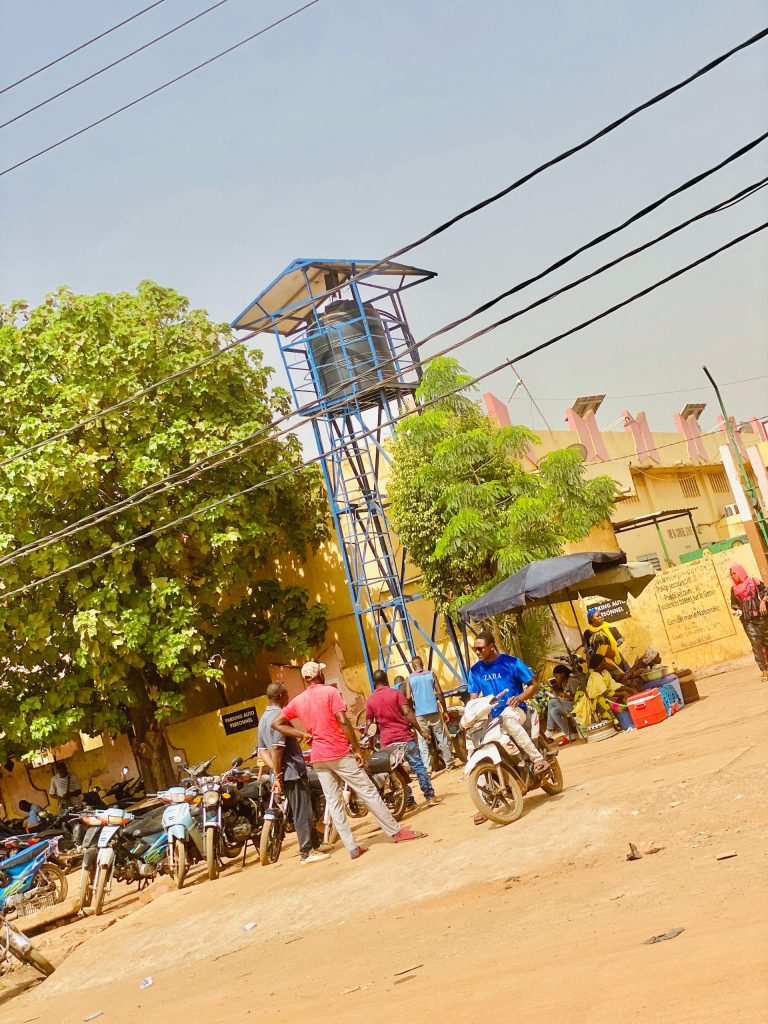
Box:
[274,661,425,859]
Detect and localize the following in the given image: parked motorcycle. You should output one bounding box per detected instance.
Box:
[0,837,68,916]
[0,911,54,978]
[220,757,270,861]
[77,805,166,915]
[460,690,563,824]
[158,786,204,890]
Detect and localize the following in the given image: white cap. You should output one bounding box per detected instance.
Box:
[300,661,326,680]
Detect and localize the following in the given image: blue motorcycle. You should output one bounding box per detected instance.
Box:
[0,837,68,916]
[159,787,205,890]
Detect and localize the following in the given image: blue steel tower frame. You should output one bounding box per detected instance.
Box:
[231,259,468,688]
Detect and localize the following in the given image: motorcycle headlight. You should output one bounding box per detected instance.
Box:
[202,791,220,808]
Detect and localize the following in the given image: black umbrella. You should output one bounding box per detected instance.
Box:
[459,551,627,621]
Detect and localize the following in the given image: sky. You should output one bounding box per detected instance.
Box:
[0,0,766,440]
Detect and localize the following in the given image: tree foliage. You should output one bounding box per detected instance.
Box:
[0,283,329,782]
[388,357,618,618]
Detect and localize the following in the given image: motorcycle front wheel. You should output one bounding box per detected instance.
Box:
[259,815,285,866]
[205,829,220,881]
[468,762,524,825]
[540,757,564,795]
[172,840,187,890]
[91,864,110,916]
[35,863,68,904]
[381,771,408,822]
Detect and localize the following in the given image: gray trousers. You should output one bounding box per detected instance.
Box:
[313,754,400,853]
[416,712,453,770]
[284,776,318,859]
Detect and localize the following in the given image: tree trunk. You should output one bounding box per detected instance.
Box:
[126,673,176,792]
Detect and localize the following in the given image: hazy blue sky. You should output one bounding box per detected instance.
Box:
[1,0,766,437]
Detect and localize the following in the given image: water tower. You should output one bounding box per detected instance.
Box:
[231,259,468,688]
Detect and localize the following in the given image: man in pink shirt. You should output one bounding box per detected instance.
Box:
[274,661,425,859]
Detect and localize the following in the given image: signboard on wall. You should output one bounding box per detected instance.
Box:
[654,559,737,652]
[586,599,630,622]
[220,706,258,735]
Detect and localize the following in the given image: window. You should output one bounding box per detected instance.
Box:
[637,552,662,572]
[678,473,700,499]
[709,471,730,494]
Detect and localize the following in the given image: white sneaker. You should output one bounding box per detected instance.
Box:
[301,851,331,865]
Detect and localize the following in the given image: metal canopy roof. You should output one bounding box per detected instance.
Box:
[230,258,435,336]
[612,508,698,532]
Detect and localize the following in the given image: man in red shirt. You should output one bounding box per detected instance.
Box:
[274,661,425,859]
[366,670,440,808]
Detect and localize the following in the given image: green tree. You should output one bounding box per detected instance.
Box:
[388,358,617,660]
[0,283,329,787]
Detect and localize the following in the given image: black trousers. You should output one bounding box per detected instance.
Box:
[744,616,768,671]
[284,776,319,858]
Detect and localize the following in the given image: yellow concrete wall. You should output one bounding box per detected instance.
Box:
[163,697,270,770]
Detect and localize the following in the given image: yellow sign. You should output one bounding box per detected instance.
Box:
[654,558,737,652]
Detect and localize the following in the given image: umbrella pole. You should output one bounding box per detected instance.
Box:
[547,599,574,658]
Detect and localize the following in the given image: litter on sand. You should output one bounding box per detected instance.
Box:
[644,927,685,945]
[84,1015,104,1023]
[626,843,642,861]
[394,964,423,976]
[242,921,257,931]
[140,976,153,989]
[716,851,737,861]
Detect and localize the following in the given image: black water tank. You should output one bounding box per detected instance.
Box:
[309,300,392,404]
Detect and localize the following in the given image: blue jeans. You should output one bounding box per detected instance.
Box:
[395,740,434,801]
[546,697,574,736]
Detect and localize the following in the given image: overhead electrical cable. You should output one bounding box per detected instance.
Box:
[0,173,762,569]
[1,217,764,599]
[0,0,323,177]
[0,0,171,96]
[1,125,765,475]
[0,0,236,131]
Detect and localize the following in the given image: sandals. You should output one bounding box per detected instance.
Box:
[349,845,368,860]
[392,828,427,843]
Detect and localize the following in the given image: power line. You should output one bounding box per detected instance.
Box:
[0,0,171,97]
[1,173,762,568]
[506,373,768,404]
[1,218,764,599]
[1,174,764,569]
[2,126,765,477]
[0,0,323,177]
[0,0,236,131]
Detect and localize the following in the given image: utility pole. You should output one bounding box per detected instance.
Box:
[703,365,768,576]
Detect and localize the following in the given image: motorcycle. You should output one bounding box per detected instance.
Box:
[77,806,167,915]
[220,757,271,861]
[460,690,563,825]
[0,837,68,916]
[0,911,54,978]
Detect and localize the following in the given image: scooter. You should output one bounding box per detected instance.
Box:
[0,838,68,915]
[158,785,205,890]
[461,690,563,825]
[0,911,54,978]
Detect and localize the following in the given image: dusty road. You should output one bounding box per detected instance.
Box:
[3,663,767,1024]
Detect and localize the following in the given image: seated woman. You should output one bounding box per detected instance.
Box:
[544,664,577,744]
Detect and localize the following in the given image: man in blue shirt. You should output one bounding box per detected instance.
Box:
[407,656,457,772]
[468,631,547,773]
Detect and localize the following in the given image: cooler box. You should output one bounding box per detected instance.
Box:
[659,682,681,716]
[627,689,667,729]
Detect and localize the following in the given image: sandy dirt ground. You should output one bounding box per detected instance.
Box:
[3,663,767,1024]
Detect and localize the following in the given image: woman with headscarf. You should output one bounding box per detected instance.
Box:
[583,608,629,674]
[729,564,768,679]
